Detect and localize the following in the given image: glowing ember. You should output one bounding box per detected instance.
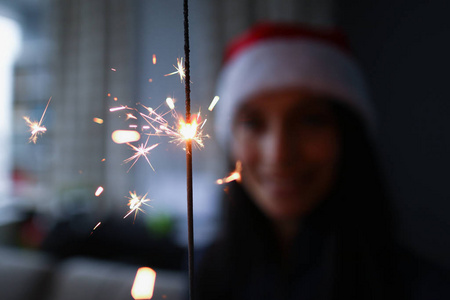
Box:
[123,142,159,172]
[166,97,175,110]
[152,54,157,65]
[93,117,104,124]
[110,105,127,112]
[126,113,138,120]
[95,186,104,196]
[90,222,102,235]
[131,267,156,300]
[112,130,141,144]
[217,161,242,184]
[208,96,220,111]
[111,68,117,72]
[124,191,151,220]
[164,57,185,82]
[179,118,197,140]
[23,97,52,144]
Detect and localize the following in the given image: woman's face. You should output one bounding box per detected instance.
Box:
[231,89,340,222]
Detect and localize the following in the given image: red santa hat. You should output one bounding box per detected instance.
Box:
[215,22,374,146]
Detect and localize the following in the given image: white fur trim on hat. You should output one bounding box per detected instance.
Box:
[215,39,374,147]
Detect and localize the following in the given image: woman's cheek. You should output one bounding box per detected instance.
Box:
[232,138,258,166]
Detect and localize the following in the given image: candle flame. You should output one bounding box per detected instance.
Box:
[131,267,156,300]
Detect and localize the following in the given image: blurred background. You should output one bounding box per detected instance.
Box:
[0,0,448,276]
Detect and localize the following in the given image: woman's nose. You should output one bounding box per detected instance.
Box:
[263,127,296,166]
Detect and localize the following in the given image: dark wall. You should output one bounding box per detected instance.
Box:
[336,0,450,267]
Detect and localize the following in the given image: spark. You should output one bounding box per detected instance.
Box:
[166,97,175,110]
[110,105,128,112]
[217,161,242,184]
[95,186,104,196]
[93,117,104,124]
[126,113,137,120]
[23,97,52,143]
[123,191,151,220]
[152,54,157,65]
[208,96,220,111]
[111,68,117,72]
[93,222,102,230]
[164,57,185,82]
[90,221,102,235]
[123,141,159,172]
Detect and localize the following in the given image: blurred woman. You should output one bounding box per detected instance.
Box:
[195,22,447,300]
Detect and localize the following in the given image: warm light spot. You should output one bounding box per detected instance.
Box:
[95,186,104,196]
[131,267,156,300]
[148,78,153,83]
[107,93,111,97]
[152,54,156,64]
[217,161,242,184]
[111,68,116,72]
[101,158,106,162]
[166,97,175,110]
[93,117,104,124]
[114,97,118,101]
[112,130,141,144]
[208,96,220,111]
[179,118,198,140]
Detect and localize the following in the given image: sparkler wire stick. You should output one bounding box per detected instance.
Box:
[183,0,194,299]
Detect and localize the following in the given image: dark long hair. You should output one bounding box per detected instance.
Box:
[197,103,402,299]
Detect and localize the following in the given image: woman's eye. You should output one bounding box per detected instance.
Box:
[234,114,265,134]
[238,118,263,131]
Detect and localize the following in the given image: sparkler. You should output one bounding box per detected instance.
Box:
[23,97,52,143]
[123,191,151,220]
[182,0,195,299]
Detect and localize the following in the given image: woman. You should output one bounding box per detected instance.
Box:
[195,22,433,300]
